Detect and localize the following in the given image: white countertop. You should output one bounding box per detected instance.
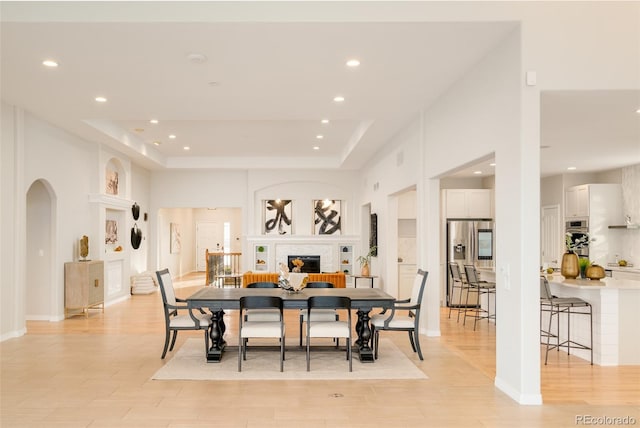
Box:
[546,274,640,290]
[603,265,640,274]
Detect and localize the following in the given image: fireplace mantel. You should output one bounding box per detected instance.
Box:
[245,235,360,281]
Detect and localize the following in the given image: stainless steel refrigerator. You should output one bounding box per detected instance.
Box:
[446,219,495,307]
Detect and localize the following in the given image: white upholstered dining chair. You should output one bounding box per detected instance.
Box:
[156,268,212,359]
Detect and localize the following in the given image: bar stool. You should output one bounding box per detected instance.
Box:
[539,276,593,365]
[463,264,496,330]
[447,262,467,322]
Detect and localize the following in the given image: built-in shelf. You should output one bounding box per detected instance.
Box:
[608,224,639,229]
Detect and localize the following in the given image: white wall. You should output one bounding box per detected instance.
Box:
[359,117,422,295]
[149,168,361,274]
[1,103,22,339]
[247,169,360,235]
[130,163,151,275]
[157,208,194,278]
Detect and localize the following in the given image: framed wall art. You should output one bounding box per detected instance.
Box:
[263,199,292,235]
[370,213,378,256]
[313,199,341,235]
[105,169,119,195]
[105,220,118,244]
[170,222,181,254]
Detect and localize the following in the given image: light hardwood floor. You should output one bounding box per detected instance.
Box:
[2,274,639,427]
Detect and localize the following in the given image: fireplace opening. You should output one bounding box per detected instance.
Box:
[287,255,321,273]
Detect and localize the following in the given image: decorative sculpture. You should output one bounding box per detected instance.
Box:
[80,235,89,260]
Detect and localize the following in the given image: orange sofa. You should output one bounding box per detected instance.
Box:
[242,272,346,288]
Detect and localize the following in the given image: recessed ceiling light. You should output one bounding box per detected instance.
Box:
[333,96,345,103]
[95,96,107,103]
[346,59,360,67]
[567,166,577,171]
[150,119,158,124]
[316,135,324,139]
[321,119,330,124]
[169,134,176,139]
[313,146,320,150]
[636,108,640,114]
[153,141,161,146]
[42,60,58,67]
[489,163,496,167]
[183,146,190,151]
[473,171,483,175]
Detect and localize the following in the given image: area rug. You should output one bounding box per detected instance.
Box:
[152,338,428,381]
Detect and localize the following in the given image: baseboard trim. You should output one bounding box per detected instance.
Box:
[0,327,27,343]
[494,376,543,405]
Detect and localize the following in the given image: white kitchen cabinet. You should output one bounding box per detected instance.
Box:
[612,270,640,282]
[565,185,590,218]
[565,184,623,265]
[444,189,493,219]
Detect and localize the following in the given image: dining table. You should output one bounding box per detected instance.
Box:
[186,287,396,363]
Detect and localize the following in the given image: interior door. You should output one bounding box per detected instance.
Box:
[196,222,222,271]
[541,205,561,267]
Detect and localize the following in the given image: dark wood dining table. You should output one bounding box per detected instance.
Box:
[186,287,396,363]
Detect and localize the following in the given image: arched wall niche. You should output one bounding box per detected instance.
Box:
[25,178,58,320]
[104,157,125,198]
[99,151,131,201]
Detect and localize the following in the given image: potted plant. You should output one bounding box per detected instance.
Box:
[356,246,377,276]
[578,257,591,279]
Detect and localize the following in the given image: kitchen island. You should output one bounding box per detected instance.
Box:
[545,274,640,366]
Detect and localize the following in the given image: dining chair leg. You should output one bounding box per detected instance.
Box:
[408,331,417,352]
[161,329,171,359]
[280,335,285,372]
[371,326,376,359]
[299,314,304,347]
[242,337,247,363]
[238,335,243,372]
[169,330,178,352]
[413,331,424,361]
[306,336,311,372]
[373,330,380,359]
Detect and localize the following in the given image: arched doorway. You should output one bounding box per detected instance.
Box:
[26,179,55,320]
